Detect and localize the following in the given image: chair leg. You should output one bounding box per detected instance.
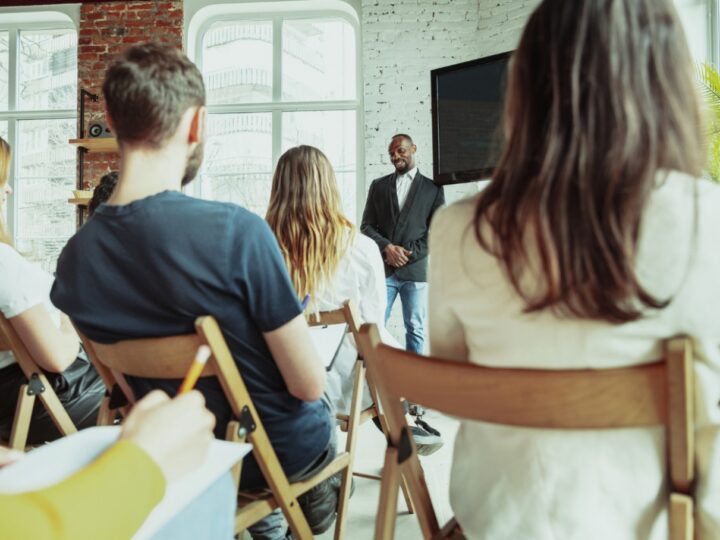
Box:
[334,361,366,540]
[669,493,693,540]
[375,446,401,540]
[9,385,34,450]
[96,396,113,426]
[368,364,416,516]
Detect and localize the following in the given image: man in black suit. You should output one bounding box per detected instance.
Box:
[361,134,445,454]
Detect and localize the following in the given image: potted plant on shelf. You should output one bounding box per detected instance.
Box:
[699,62,720,182]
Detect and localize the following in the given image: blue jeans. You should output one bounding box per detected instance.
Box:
[150,471,236,540]
[385,275,428,354]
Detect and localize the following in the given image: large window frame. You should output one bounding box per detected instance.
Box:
[191,5,363,218]
[0,17,77,246]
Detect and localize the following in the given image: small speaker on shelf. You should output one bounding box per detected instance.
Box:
[88,121,112,138]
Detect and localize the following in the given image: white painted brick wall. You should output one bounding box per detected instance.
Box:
[360,0,540,345]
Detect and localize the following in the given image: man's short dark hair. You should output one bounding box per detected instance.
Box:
[89,171,119,215]
[390,133,413,145]
[102,42,205,148]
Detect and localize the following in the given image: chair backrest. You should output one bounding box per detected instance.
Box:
[0,314,78,445]
[78,316,253,421]
[307,299,361,336]
[358,323,695,539]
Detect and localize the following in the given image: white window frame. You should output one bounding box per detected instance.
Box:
[191,5,363,219]
[712,0,720,64]
[0,15,77,243]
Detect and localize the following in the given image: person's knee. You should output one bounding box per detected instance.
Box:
[296,475,339,534]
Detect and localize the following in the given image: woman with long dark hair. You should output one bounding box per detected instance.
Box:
[429,0,719,537]
[0,136,104,443]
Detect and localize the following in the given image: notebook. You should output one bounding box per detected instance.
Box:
[0,426,251,539]
[309,323,348,370]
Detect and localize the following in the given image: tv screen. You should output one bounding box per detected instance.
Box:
[431,51,511,185]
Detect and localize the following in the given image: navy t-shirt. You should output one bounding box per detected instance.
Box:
[50,191,333,487]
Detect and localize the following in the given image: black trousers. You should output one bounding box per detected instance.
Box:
[0,350,105,444]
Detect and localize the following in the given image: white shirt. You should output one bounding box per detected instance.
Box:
[312,231,400,414]
[428,171,720,540]
[396,167,417,209]
[0,243,61,369]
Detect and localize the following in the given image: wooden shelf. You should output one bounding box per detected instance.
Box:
[68,197,92,206]
[69,137,118,153]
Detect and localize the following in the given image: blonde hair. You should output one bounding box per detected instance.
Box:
[0,137,12,246]
[266,145,355,305]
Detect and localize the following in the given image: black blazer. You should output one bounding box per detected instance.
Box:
[361,170,445,282]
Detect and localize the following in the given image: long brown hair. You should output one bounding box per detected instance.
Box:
[475,0,705,323]
[0,136,12,246]
[266,145,355,304]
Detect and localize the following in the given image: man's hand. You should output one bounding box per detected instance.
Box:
[384,244,412,267]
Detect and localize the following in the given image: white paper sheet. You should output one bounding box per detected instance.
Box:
[309,323,347,370]
[0,426,251,539]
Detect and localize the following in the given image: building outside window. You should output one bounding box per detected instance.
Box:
[0,22,77,272]
[195,10,359,219]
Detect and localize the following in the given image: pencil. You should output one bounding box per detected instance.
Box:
[301,294,311,309]
[177,345,211,395]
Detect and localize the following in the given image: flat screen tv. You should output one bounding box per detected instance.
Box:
[431,51,512,185]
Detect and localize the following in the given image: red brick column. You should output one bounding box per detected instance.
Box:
[77,1,183,188]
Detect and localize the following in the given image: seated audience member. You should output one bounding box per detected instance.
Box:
[428,1,720,538]
[88,171,119,215]
[50,43,338,539]
[0,390,236,540]
[0,136,104,444]
[266,145,442,455]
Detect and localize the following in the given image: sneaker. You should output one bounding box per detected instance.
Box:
[411,423,444,456]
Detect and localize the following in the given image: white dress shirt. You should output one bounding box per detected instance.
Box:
[396,167,417,210]
[313,231,400,414]
[429,170,720,539]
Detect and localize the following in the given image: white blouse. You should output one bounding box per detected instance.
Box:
[429,171,720,540]
[0,243,61,369]
[313,231,399,414]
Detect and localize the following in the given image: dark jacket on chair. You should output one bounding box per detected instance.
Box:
[360,170,445,282]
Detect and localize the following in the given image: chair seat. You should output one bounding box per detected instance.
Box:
[235,452,351,531]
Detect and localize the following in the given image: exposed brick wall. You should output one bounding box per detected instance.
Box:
[360,0,540,346]
[77,0,183,188]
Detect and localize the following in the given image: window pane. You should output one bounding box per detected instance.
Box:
[203,21,273,105]
[282,110,356,220]
[0,32,8,111]
[282,19,356,102]
[0,121,7,141]
[16,119,76,272]
[200,113,272,215]
[18,29,77,111]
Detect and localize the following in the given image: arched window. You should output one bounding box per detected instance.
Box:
[0,8,77,271]
[189,1,361,220]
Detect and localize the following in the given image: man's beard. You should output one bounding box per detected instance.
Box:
[181,142,205,187]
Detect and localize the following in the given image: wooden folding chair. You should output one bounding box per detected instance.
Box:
[358,323,695,540]
[308,300,414,514]
[78,316,354,539]
[0,315,77,449]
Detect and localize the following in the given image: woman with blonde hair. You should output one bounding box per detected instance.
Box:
[429,0,720,538]
[0,136,104,442]
[267,145,442,452]
[267,145,385,414]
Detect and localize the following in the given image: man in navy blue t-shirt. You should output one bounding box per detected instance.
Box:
[51,43,337,539]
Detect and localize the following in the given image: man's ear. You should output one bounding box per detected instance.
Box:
[104,109,114,132]
[188,106,206,144]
